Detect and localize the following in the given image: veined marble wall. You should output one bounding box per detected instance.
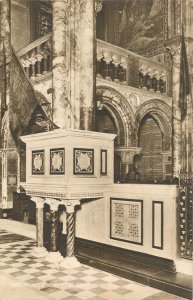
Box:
[11,0,31,50]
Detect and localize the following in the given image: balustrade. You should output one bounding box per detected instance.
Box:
[17,33,52,79]
[17,34,171,96]
[97,39,170,96]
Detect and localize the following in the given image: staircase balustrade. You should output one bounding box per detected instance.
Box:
[17,33,52,79]
[17,34,171,97]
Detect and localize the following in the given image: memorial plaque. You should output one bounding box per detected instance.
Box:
[110,198,143,245]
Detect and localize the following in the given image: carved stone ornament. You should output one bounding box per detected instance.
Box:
[74,148,94,175]
[50,148,65,174]
[61,199,81,213]
[31,196,45,209]
[95,0,103,14]
[116,147,142,165]
[45,198,60,211]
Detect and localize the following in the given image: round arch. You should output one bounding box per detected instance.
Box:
[34,90,52,119]
[135,99,172,150]
[96,86,135,146]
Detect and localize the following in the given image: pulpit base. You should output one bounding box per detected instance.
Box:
[45,251,63,263]
[32,247,48,257]
[60,256,81,269]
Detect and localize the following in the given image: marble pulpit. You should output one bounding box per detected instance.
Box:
[20,129,116,268]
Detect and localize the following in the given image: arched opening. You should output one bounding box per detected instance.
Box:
[137,114,163,182]
[96,104,125,146]
[96,106,121,182]
[96,107,117,137]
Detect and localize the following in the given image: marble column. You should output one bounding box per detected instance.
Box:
[30,197,47,257]
[45,198,63,262]
[167,46,182,179]
[0,0,11,210]
[60,199,81,269]
[79,0,95,131]
[0,0,11,60]
[52,0,69,128]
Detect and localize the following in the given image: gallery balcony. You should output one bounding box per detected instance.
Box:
[17,34,172,98]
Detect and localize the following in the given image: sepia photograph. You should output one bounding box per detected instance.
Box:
[0,0,192,299]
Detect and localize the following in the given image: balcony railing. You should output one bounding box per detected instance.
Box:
[17,35,171,96]
[17,33,52,79]
[97,39,171,96]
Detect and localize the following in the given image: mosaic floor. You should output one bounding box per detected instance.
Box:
[0,229,186,300]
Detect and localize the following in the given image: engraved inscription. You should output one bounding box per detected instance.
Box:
[111,199,143,244]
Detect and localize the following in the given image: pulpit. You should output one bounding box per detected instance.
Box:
[20,129,116,267]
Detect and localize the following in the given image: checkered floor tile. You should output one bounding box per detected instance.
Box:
[0,229,186,300]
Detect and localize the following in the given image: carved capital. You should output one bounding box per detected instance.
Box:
[45,198,60,211]
[61,199,81,213]
[160,150,172,160]
[166,44,181,67]
[95,0,103,14]
[31,196,45,209]
[116,147,142,165]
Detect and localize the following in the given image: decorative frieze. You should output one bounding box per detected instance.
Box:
[27,191,67,198]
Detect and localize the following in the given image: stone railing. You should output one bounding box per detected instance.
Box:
[17,33,52,79]
[17,34,171,96]
[97,39,171,96]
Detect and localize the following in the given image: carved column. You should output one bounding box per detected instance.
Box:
[60,199,81,268]
[45,198,62,262]
[31,197,47,257]
[168,45,182,178]
[120,57,127,85]
[79,0,95,131]
[112,54,120,83]
[29,57,36,79]
[52,0,95,130]
[35,54,43,76]
[103,51,112,81]
[52,0,69,128]
[96,49,103,78]
[0,0,11,211]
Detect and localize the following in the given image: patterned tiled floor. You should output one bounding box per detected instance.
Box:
[0,229,186,300]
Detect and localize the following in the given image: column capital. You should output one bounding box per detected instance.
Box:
[95,0,103,14]
[61,200,81,213]
[166,44,181,67]
[116,147,142,165]
[31,196,45,209]
[45,198,60,211]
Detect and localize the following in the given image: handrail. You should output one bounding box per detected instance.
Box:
[97,39,170,71]
[17,33,52,58]
[97,39,171,96]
